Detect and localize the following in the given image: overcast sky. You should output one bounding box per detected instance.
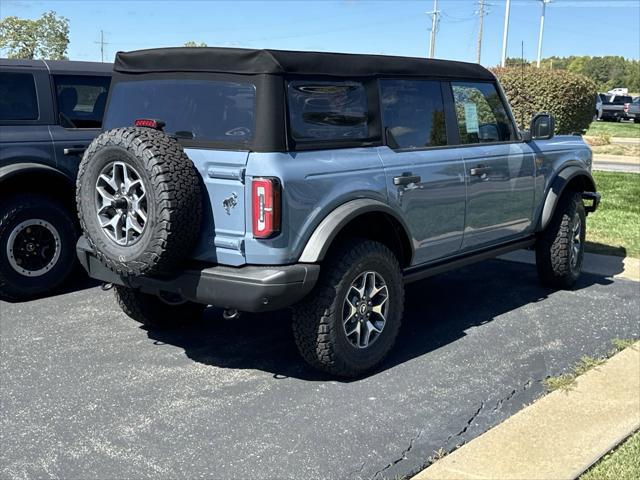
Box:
[1,0,639,65]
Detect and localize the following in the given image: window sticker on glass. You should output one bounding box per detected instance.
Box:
[463,102,479,133]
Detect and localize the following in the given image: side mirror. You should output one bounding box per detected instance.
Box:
[530,113,555,140]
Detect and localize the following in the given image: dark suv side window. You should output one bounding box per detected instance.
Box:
[380,79,447,149]
[53,75,111,128]
[287,80,369,142]
[451,81,515,144]
[0,72,39,121]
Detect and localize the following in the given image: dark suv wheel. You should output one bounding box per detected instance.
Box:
[0,194,77,301]
[536,191,586,289]
[292,239,404,377]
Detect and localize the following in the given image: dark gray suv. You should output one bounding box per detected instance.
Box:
[0,59,112,300]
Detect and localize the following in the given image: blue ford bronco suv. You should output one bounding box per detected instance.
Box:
[76,47,599,377]
[0,59,111,300]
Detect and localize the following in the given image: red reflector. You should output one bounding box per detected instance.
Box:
[252,178,281,239]
[134,118,165,130]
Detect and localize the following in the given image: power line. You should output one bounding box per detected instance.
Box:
[94,30,109,63]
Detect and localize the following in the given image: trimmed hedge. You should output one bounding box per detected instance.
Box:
[492,67,598,135]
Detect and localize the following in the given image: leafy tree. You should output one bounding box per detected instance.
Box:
[504,57,530,67]
[0,11,69,60]
[184,41,207,47]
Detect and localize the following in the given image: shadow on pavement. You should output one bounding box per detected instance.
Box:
[585,241,627,260]
[144,258,615,382]
[0,271,100,304]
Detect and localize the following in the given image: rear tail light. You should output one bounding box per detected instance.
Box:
[134,118,165,130]
[252,177,281,238]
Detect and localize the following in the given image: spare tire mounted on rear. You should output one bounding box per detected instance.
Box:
[76,127,202,277]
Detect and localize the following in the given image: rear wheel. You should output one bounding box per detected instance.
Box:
[0,194,77,301]
[292,239,404,377]
[114,285,206,328]
[536,192,586,289]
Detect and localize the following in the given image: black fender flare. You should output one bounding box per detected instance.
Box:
[539,166,596,231]
[298,198,414,263]
[0,162,73,187]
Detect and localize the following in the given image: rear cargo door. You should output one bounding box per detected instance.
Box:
[186,149,249,266]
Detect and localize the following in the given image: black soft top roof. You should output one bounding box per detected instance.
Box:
[114,47,494,80]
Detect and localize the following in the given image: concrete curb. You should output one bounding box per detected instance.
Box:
[592,154,639,165]
[498,249,640,283]
[413,343,640,480]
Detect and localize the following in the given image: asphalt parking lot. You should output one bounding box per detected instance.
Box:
[1,258,639,480]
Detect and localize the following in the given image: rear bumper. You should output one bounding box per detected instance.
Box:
[76,237,320,312]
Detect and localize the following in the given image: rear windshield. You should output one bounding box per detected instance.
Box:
[608,96,632,104]
[103,79,256,144]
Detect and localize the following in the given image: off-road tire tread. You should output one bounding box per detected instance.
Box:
[0,194,77,301]
[292,239,404,377]
[536,191,585,288]
[76,127,201,277]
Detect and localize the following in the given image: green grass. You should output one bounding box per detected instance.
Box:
[586,171,640,258]
[544,356,606,392]
[580,431,640,480]
[544,339,637,392]
[586,121,640,138]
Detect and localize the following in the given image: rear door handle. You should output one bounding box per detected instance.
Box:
[470,165,490,176]
[64,147,86,155]
[393,174,421,186]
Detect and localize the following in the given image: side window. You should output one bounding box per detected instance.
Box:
[53,75,111,128]
[0,72,39,121]
[451,81,515,144]
[380,79,447,149]
[287,80,369,142]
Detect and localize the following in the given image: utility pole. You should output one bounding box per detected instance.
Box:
[536,0,551,68]
[94,30,109,63]
[500,0,511,67]
[476,0,486,64]
[427,0,440,59]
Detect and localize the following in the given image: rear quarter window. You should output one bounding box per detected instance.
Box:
[287,80,370,142]
[0,72,39,121]
[54,75,111,128]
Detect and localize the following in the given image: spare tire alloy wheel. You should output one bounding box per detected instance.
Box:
[343,271,389,349]
[95,161,147,246]
[77,128,202,277]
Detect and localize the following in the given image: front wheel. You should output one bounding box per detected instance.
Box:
[0,194,78,301]
[292,239,404,377]
[536,192,586,289]
[114,286,206,328]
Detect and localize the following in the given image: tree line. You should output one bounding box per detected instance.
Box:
[505,56,640,93]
